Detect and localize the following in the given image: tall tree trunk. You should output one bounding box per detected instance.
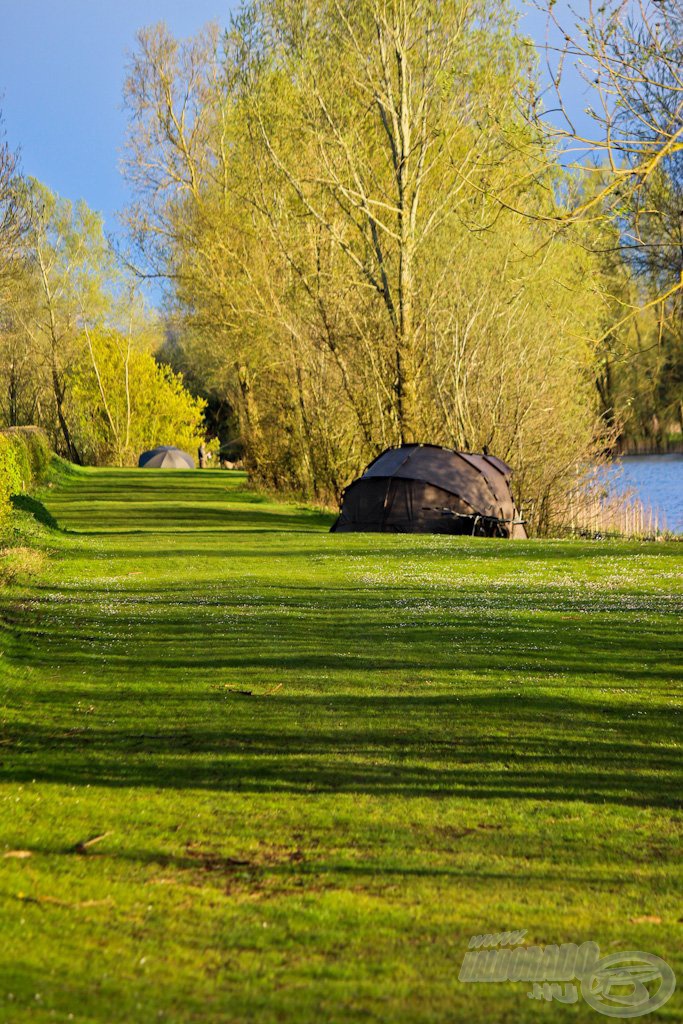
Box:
[235,363,264,470]
[8,362,18,426]
[393,15,418,443]
[52,363,81,464]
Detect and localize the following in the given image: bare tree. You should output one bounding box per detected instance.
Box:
[536,1,682,239]
[532,1,683,446]
[0,111,24,290]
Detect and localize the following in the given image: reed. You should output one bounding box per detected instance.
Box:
[564,487,667,540]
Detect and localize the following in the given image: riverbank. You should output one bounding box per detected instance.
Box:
[615,439,683,456]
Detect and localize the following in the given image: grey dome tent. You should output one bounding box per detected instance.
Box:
[331,444,527,538]
[138,446,195,469]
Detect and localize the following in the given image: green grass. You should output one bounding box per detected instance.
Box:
[0,466,681,1023]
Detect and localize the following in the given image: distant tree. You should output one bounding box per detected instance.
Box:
[0,175,205,466]
[11,180,116,461]
[537,0,683,447]
[0,281,42,426]
[67,330,206,466]
[0,111,32,427]
[0,110,24,290]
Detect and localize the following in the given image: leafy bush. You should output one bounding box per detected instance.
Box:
[7,433,31,491]
[0,435,23,524]
[0,427,52,524]
[10,426,52,482]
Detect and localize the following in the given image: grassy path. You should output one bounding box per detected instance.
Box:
[1,467,681,1023]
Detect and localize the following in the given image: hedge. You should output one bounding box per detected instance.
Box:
[0,427,53,524]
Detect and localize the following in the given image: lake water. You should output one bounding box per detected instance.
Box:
[606,455,683,534]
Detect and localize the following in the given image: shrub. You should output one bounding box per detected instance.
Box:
[13,427,51,482]
[0,435,23,524]
[7,432,32,491]
[0,428,53,524]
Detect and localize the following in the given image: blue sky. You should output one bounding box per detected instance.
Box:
[0,0,587,235]
[1,0,238,230]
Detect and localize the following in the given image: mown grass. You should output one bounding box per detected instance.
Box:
[0,466,681,1023]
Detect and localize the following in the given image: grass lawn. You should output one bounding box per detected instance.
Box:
[0,466,681,1023]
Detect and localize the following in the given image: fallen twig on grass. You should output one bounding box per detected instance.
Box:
[72,832,112,855]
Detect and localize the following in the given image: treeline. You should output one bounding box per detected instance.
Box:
[0,168,205,467]
[1,0,680,531]
[120,0,681,531]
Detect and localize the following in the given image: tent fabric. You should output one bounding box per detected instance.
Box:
[138,446,195,469]
[331,444,527,538]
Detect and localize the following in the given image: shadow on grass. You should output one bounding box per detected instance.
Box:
[1,692,680,808]
[10,494,60,530]
[42,500,333,535]
[9,843,654,887]
[6,466,680,815]
[6,579,680,685]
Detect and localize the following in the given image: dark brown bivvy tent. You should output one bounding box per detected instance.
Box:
[331,444,527,538]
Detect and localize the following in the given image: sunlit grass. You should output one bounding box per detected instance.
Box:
[0,466,681,1023]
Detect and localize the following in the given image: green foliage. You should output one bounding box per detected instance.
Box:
[0,434,21,523]
[2,426,51,482]
[2,178,171,469]
[24,426,51,480]
[3,426,51,486]
[124,2,610,531]
[0,426,52,525]
[5,431,30,490]
[66,330,206,466]
[8,179,122,464]
[0,467,680,1021]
